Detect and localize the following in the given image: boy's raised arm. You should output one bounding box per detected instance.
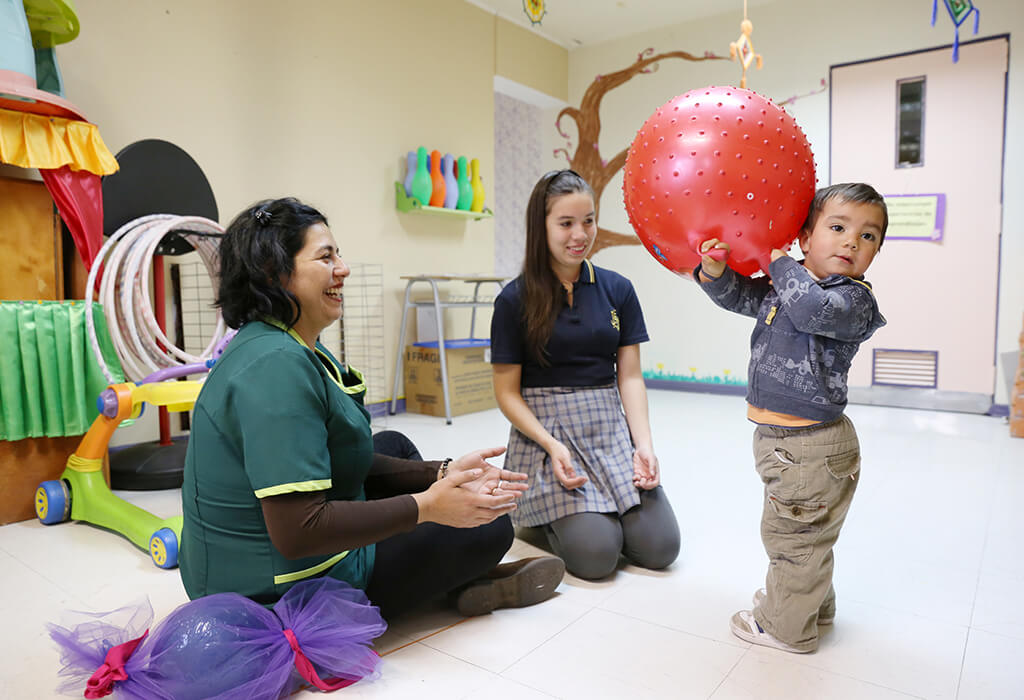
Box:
[696,266,770,318]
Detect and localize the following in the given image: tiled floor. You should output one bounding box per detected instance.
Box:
[2,390,1022,699]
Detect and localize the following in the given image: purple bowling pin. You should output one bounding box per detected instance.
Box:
[442,154,458,208]
[403,151,416,197]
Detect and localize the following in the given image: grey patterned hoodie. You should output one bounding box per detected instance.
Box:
[696,256,886,423]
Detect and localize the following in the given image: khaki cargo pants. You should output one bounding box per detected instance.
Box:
[751,415,861,652]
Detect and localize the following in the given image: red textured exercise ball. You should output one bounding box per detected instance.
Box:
[622,86,816,278]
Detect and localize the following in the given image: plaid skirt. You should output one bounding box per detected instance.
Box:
[506,384,641,527]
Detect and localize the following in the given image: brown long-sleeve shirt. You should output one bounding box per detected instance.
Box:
[260,453,441,559]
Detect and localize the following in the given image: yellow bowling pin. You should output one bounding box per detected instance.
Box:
[470,158,485,213]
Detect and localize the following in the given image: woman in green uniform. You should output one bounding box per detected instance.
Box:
[180,197,564,619]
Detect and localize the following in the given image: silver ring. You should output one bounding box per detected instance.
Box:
[491,486,499,496]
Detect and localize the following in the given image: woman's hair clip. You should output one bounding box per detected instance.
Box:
[253,208,272,225]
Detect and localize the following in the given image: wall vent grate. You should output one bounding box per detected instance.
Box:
[872,349,938,388]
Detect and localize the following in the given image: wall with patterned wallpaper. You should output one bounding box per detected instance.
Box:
[493,92,543,279]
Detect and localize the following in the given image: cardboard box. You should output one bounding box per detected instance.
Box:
[404,339,496,417]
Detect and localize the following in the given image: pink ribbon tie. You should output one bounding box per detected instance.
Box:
[283,628,363,691]
[84,630,148,698]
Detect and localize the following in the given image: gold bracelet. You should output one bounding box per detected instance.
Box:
[438,457,453,480]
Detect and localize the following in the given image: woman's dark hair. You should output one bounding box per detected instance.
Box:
[520,169,595,365]
[216,197,328,329]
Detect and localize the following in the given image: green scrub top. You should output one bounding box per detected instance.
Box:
[180,320,373,604]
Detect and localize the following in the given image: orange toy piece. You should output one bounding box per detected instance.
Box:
[729,2,763,89]
[1011,312,1024,438]
[429,149,446,207]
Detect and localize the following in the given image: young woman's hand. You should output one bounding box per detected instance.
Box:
[632,446,660,490]
[413,468,518,527]
[547,440,588,490]
[450,447,528,499]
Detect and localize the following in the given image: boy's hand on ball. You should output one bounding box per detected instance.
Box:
[770,248,789,262]
[699,239,730,279]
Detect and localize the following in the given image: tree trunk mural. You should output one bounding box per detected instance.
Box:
[555,48,727,256]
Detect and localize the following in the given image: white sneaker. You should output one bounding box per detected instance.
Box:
[752,588,834,625]
[730,610,812,653]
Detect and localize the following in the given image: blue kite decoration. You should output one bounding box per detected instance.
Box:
[932,0,980,63]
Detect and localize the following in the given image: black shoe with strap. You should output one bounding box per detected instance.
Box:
[455,556,565,616]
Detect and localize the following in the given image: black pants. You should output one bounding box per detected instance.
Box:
[364,431,514,620]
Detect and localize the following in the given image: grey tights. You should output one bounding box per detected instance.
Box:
[542,486,680,580]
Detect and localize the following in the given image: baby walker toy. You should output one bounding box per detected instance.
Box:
[34,139,228,569]
[34,212,227,568]
[35,372,208,569]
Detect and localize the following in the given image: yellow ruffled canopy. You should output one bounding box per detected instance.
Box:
[0,106,118,175]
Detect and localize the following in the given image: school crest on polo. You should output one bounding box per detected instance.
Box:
[610,309,620,331]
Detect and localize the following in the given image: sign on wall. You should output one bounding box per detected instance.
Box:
[883,193,946,241]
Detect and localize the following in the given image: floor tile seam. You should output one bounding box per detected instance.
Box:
[385,618,469,656]
[838,595,978,629]
[418,602,595,674]
[593,605,750,651]
[740,646,932,699]
[955,455,1003,700]
[0,547,94,612]
[953,626,973,700]
[414,642,538,690]
[962,624,1024,644]
[455,674,562,700]
[706,646,752,699]
[372,631,417,657]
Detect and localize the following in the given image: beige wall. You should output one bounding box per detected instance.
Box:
[496,16,568,102]
[568,0,1024,405]
[55,0,567,440]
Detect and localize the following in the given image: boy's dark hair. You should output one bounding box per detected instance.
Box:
[521,169,595,365]
[216,197,328,329]
[802,182,888,248]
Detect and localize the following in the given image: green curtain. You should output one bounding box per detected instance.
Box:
[0,301,124,441]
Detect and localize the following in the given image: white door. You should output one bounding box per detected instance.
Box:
[830,37,1007,412]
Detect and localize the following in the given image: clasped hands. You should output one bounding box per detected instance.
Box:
[415,447,528,528]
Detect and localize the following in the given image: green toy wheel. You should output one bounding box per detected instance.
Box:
[35,480,71,525]
[149,528,179,569]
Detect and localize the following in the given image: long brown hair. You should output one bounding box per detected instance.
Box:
[520,170,595,365]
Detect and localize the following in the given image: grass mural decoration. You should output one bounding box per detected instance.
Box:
[643,364,746,387]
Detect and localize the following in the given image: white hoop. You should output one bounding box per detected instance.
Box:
[85,214,226,383]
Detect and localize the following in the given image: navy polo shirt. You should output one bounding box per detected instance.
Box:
[490,260,649,387]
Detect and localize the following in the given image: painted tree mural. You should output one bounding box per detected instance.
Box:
[555,48,726,256]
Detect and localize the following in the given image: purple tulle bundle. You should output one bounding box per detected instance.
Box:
[47,577,386,699]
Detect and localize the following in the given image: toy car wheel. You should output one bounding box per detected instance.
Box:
[149,528,179,569]
[35,480,71,525]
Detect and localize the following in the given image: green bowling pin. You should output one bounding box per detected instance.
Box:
[455,156,473,211]
[410,146,432,207]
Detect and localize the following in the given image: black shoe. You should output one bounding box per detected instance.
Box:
[455,556,565,616]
